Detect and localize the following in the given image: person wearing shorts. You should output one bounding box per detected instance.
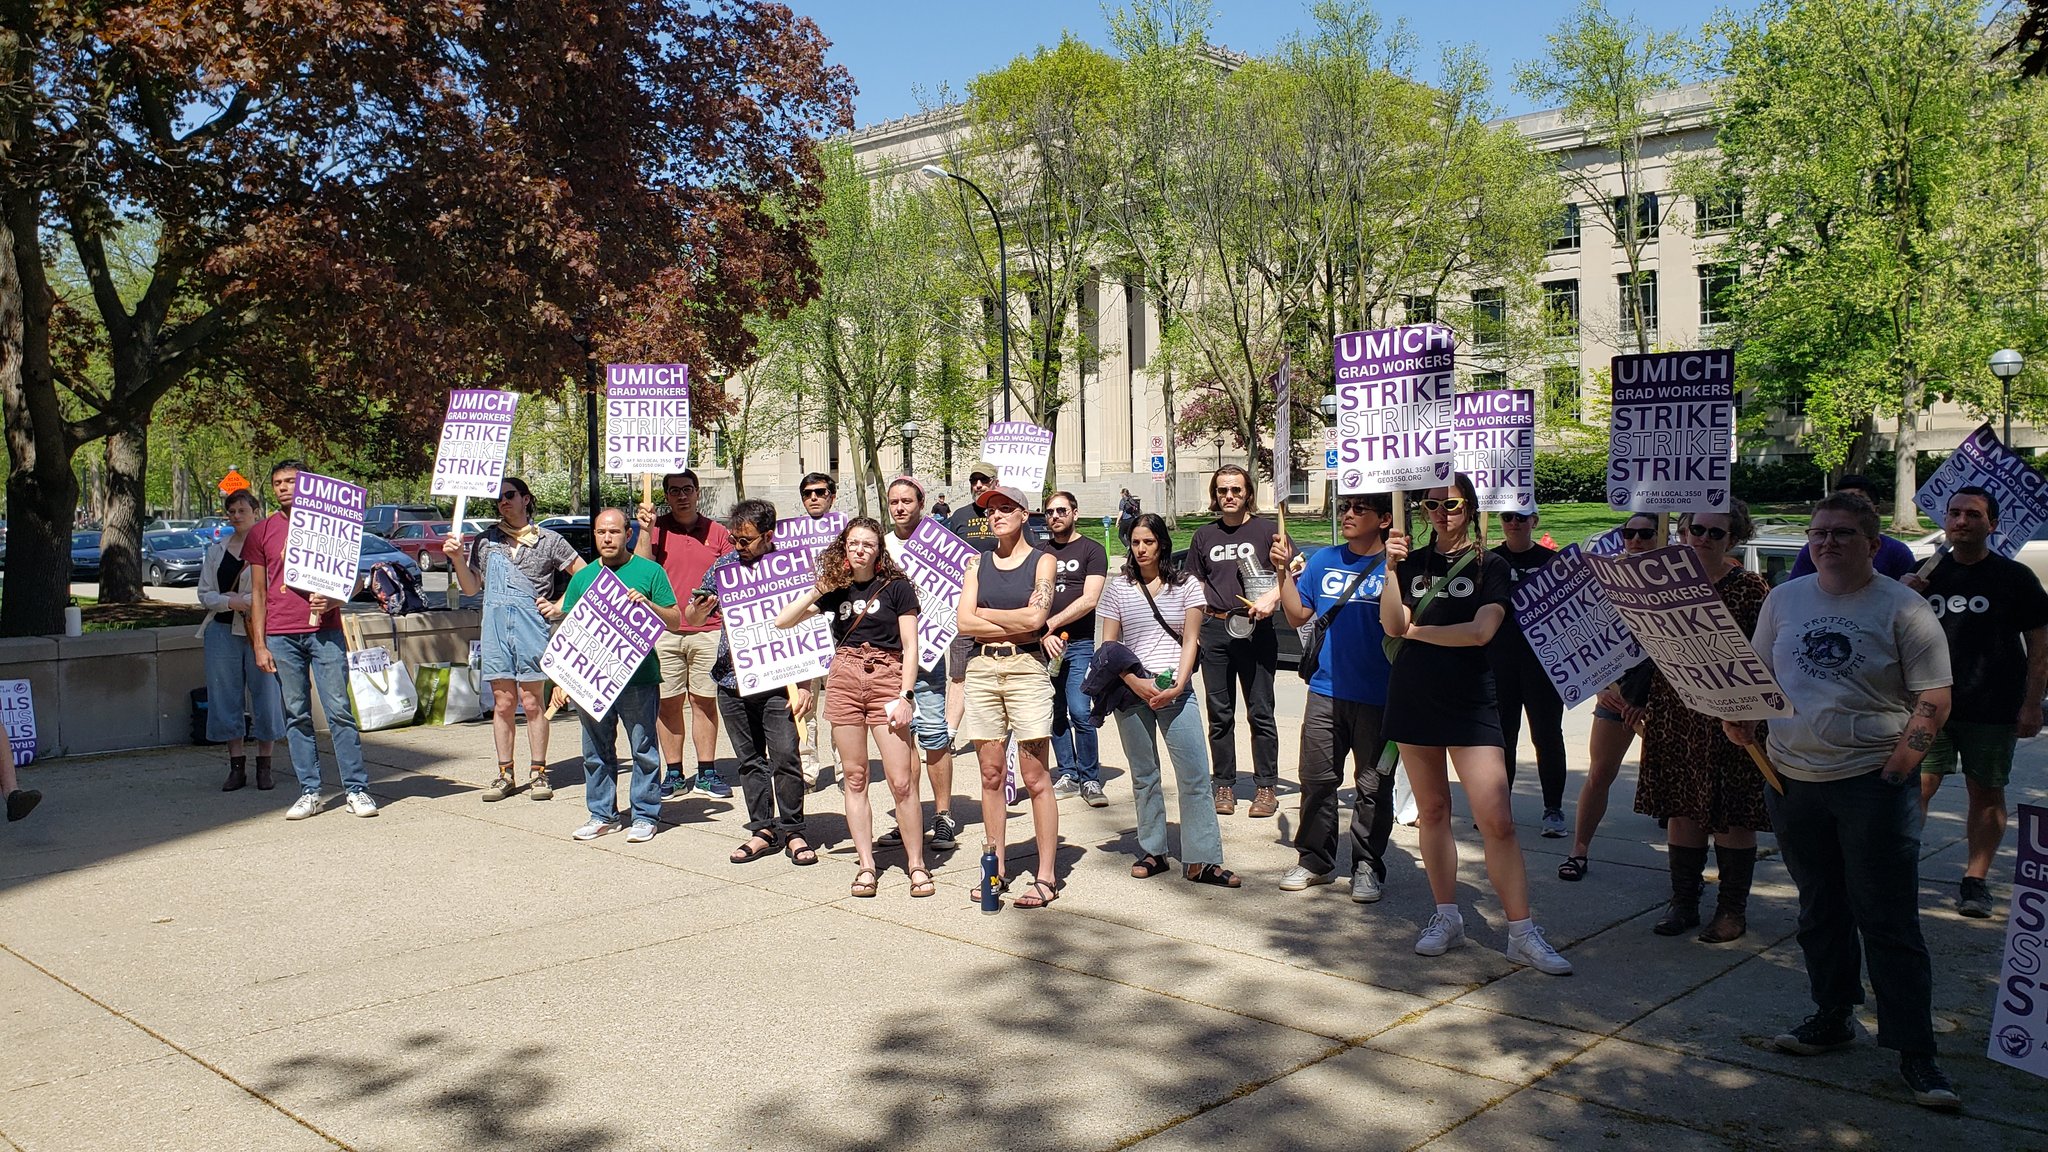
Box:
[446,476,583,802]
[777,516,933,899]
[956,484,1060,909]
[1903,485,2048,919]
[636,469,733,799]
[882,476,962,852]
[794,471,840,784]
[1559,512,1660,883]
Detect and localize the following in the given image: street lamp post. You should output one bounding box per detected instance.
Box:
[919,164,1012,421]
[901,419,920,478]
[1321,394,1339,541]
[1993,348,2026,445]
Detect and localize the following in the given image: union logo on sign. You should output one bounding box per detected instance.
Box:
[1998,1024,2033,1060]
[1610,487,1630,505]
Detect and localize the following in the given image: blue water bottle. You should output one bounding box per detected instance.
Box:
[980,841,1002,913]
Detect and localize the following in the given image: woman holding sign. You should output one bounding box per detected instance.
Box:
[1380,473,1572,975]
[1560,512,1661,882]
[1636,503,1771,942]
[775,518,931,898]
[445,477,584,802]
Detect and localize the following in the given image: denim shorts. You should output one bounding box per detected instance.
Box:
[911,662,950,751]
[480,602,550,682]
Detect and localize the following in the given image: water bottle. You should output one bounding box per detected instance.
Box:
[980,841,1002,913]
[1048,630,1069,677]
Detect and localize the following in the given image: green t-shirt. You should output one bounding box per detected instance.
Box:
[560,554,677,686]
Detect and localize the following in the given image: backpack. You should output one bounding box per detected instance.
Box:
[368,561,428,617]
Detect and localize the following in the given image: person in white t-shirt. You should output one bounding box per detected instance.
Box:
[1097,514,1237,886]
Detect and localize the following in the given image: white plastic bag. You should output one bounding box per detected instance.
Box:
[444,661,484,724]
[347,647,418,732]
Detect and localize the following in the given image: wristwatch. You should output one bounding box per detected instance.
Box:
[899,689,916,702]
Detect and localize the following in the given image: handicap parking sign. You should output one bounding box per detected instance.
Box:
[1150,455,1166,475]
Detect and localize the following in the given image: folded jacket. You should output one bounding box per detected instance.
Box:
[1081,640,1148,723]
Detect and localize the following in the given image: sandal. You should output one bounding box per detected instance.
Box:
[786,837,820,867]
[968,875,1011,903]
[1013,878,1059,909]
[908,868,936,898]
[1185,863,1242,888]
[850,867,878,898]
[1131,853,1172,879]
[1558,855,1589,882]
[730,832,781,864]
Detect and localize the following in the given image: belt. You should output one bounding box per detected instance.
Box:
[1202,608,1241,620]
[975,641,1043,657]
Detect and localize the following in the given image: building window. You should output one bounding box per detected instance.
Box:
[1472,370,1507,390]
[1471,287,1505,348]
[1696,192,1742,233]
[1543,365,1580,419]
[1403,294,1436,325]
[1541,278,1579,338]
[1611,192,1660,243]
[1618,270,1659,342]
[1698,264,1738,328]
[1550,203,1581,252]
[1288,474,1310,507]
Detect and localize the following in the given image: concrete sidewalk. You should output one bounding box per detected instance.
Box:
[2,680,2043,1150]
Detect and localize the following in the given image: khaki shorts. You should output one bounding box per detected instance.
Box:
[958,650,1055,743]
[657,630,722,699]
[1920,721,2017,788]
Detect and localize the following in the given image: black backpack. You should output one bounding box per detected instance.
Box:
[368,561,428,616]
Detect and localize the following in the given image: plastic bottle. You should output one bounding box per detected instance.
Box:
[980,841,1002,913]
[1048,630,1070,677]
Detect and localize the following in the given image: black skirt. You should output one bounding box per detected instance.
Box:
[1382,641,1504,749]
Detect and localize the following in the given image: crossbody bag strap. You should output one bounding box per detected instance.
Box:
[1314,557,1380,629]
[1410,548,1478,624]
[1135,577,1185,647]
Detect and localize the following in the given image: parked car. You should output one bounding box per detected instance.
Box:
[190,516,234,543]
[140,530,209,586]
[538,515,589,529]
[387,520,488,571]
[70,531,102,581]
[363,503,441,538]
[1735,533,1810,588]
[141,518,198,533]
[556,521,639,563]
[355,532,423,601]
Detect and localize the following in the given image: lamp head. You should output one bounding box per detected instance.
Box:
[1319,395,1338,418]
[1991,348,2025,380]
[918,164,950,181]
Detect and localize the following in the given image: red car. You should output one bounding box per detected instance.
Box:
[386,520,487,571]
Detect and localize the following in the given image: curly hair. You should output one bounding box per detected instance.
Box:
[815,517,906,593]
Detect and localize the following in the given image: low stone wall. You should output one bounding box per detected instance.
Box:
[0,610,482,760]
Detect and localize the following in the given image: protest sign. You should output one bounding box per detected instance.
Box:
[715,549,835,696]
[429,390,518,500]
[605,364,692,475]
[0,679,35,767]
[1581,545,1790,722]
[891,516,975,674]
[774,512,847,562]
[1989,804,2048,1080]
[1607,350,1735,513]
[1331,324,1456,493]
[980,423,1054,493]
[1273,354,1293,512]
[1584,526,1628,556]
[540,565,669,717]
[1916,424,2048,558]
[282,471,366,602]
[1510,545,1642,709]
[1454,389,1536,513]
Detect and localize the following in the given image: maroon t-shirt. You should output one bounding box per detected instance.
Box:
[245,511,340,635]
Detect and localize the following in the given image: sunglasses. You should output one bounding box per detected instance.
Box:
[1045,506,1074,516]
[1215,486,1246,496]
[1499,512,1531,524]
[1336,499,1380,514]
[1685,523,1728,541]
[1420,497,1467,513]
[801,487,831,498]
[497,492,520,501]
[1620,527,1659,541]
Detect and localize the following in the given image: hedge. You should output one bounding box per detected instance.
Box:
[1530,451,1959,506]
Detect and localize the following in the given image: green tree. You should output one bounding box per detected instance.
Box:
[1697,0,2048,530]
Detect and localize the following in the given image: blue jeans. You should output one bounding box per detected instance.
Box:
[1764,769,1935,1054]
[204,620,285,742]
[1049,638,1101,784]
[580,681,663,825]
[1112,691,1223,865]
[267,629,367,795]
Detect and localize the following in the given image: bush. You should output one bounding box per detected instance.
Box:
[1533,452,1607,503]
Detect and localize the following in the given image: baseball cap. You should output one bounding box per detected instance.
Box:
[967,459,1000,483]
[975,485,1030,511]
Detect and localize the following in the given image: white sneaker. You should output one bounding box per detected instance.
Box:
[344,791,379,818]
[285,793,322,821]
[1505,925,1574,975]
[626,820,656,843]
[1414,912,1468,956]
[572,817,619,841]
[1279,865,1335,891]
[1051,774,1081,800]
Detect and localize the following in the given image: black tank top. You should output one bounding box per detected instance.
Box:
[214,546,246,625]
[976,547,1047,641]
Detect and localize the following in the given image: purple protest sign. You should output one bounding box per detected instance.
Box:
[1916,424,2048,558]
[1509,545,1641,709]
[1455,389,1535,513]
[1273,354,1293,503]
[1584,526,1627,556]
[1581,545,1789,721]
[1989,804,2048,1078]
[714,548,835,696]
[430,389,519,499]
[540,565,668,717]
[774,512,847,562]
[980,422,1054,493]
[1607,350,1735,512]
[891,516,974,673]
[281,470,366,602]
[605,363,691,475]
[1332,324,1455,493]
[0,679,35,767]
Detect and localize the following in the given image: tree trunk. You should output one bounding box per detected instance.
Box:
[173,457,192,520]
[97,419,148,602]
[1,195,82,636]
[1892,373,1921,533]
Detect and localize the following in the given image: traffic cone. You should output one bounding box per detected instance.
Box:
[1539,532,1557,549]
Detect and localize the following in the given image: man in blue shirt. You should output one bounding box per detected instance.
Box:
[1787,475,1919,580]
[1272,492,1396,901]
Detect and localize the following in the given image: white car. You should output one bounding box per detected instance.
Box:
[538,515,589,529]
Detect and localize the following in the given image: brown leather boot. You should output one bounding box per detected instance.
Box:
[1249,786,1279,818]
[221,756,247,792]
[1698,844,1757,943]
[1654,844,1708,936]
[254,756,275,790]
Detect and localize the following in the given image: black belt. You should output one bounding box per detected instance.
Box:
[975,641,1042,657]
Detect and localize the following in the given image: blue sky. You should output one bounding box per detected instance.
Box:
[788,1,1758,129]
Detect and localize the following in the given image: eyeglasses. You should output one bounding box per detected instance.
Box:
[1499,512,1531,524]
[1620,528,1658,541]
[1215,486,1246,496]
[801,487,831,498]
[1685,523,1729,541]
[986,503,1024,516]
[665,485,698,495]
[1805,527,1865,544]
[1337,499,1379,514]
[731,533,765,547]
[1420,497,1467,513]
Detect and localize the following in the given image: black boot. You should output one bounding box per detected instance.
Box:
[222,755,248,792]
[1654,844,1707,935]
[254,756,275,790]
[1699,844,1757,943]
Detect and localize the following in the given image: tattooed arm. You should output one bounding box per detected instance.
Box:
[1880,686,1951,783]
